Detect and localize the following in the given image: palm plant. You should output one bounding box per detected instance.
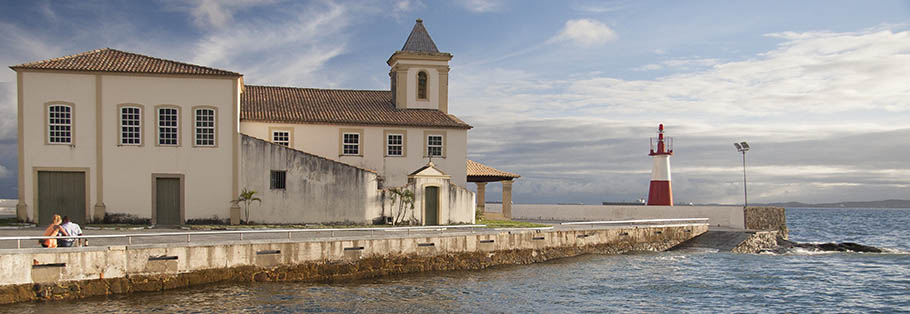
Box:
[387,187,415,225]
[231,189,261,224]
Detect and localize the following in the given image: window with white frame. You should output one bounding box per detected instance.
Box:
[387,134,403,156]
[272,131,290,146]
[48,104,73,144]
[194,108,215,146]
[342,133,360,155]
[120,106,141,145]
[427,135,443,157]
[158,107,179,146]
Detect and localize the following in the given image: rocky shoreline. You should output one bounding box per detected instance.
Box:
[764,238,883,254]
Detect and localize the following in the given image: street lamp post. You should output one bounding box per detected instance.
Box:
[734,142,750,209]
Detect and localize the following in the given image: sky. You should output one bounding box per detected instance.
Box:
[1,0,909,205]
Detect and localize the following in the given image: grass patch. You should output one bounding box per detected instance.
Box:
[478,219,550,228]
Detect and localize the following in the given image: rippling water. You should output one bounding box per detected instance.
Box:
[4,208,909,313]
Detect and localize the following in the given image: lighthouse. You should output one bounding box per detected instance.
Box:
[647,124,673,206]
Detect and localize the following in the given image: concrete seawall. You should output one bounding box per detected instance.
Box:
[486,204,786,234]
[0,224,706,304]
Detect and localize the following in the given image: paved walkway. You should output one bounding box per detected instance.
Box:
[0,225,507,250]
[0,211,713,251]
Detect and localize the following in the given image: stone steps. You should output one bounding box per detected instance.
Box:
[670,230,754,252]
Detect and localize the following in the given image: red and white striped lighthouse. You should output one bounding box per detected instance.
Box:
[647,124,674,206]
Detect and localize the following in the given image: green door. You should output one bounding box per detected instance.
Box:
[155,178,182,225]
[424,186,439,225]
[37,171,86,225]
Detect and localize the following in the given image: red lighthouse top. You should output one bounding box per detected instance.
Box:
[649,124,673,156]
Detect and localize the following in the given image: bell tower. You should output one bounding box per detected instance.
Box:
[388,19,453,113]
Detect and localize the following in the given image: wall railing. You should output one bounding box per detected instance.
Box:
[561,218,709,227]
[0,224,487,249]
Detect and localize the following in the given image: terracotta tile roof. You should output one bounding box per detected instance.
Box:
[467,160,520,179]
[10,48,241,77]
[241,85,472,129]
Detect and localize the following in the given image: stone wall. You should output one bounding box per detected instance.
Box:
[743,207,788,239]
[0,223,707,304]
[732,230,780,254]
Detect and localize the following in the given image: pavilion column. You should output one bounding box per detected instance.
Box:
[501,180,513,219]
[475,182,487,216]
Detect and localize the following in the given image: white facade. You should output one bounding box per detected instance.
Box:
[17,70,240,223]
[240,121,468,187]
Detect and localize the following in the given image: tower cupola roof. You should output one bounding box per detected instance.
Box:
[401,18,440,53]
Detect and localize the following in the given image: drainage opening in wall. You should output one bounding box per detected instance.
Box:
[148,255,178,261]
[344,246,365,251]
[417,243,435,247]
[32,263,66,269]
[256,250,281,255]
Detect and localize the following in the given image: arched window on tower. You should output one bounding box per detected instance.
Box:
[417,71,428,100]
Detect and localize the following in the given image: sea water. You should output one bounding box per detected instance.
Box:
[4,208,909,313]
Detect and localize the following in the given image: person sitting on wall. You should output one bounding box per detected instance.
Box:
[40,214,68,248]
[58,216,83,247]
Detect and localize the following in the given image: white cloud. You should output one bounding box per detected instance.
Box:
[456,0,505,13]
[189,1,352,87]
[183,0,274,30]
[0,164,8,178]
[633,63,662,71]
[551,19,618,47]
[454,26,910,204]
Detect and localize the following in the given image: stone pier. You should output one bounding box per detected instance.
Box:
[0,223,706,304]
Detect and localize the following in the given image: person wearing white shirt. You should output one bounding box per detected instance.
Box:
[59,216,83,247]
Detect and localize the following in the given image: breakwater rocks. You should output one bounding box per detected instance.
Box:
[0,224,706,304]
[768,238,883,254]
[730,231,885,254]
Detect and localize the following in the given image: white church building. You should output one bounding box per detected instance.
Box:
[11,19,490,226]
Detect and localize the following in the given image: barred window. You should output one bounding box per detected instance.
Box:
[387,134,403,156]
[427,135,443,157]
[417,71,428,100]
[194,108,215,146]
[272,131,289,146]
[343,133,360,155]
[158,107,179,146]
[270,170,286,190]
[120,106,141,145]
[48,104,72,144]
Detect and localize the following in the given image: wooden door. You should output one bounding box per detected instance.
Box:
[37,171,86,225]
[424,186,439,225]
[155,178,182,225]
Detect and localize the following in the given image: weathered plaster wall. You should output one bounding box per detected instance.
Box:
[0,223,707,304]
[240,135,382,224]
[448,184,476,223]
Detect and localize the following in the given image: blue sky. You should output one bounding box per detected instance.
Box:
[1,0,909,204]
